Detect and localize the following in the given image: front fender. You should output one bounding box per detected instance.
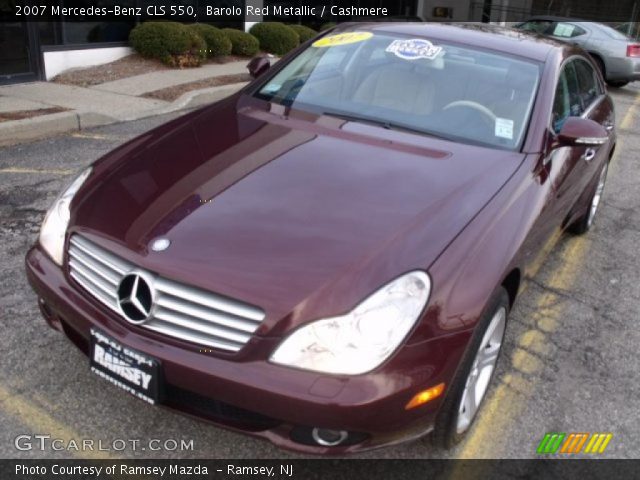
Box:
[423,153,544,337]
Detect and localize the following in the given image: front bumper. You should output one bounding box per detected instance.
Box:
[25,245,469,454]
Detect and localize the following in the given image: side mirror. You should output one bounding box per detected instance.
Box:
[557,116,608,147]
[247,55,271,79]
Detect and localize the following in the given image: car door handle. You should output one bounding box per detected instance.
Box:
[604,122,614,132]
[582,148,597,162]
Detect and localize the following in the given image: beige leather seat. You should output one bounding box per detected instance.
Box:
[353,65,436,115]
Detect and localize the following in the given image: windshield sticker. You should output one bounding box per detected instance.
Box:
[495,118,514,140]
[385,39,443,61]
[312,32,373,48]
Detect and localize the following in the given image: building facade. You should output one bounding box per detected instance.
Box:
[1,0,245,84]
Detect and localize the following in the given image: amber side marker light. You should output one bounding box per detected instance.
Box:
[405,383,446,410]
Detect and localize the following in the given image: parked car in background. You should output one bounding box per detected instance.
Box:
[358,15,425,22]
[26,23,616,453]
[516,17,640,87]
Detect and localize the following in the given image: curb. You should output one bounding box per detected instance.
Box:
[0,111,118,147]
[0,83,247,147]
[164,82,248,112]
[0,111,77,147]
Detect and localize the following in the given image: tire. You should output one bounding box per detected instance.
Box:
[606,80,629,88]
[431,287,509,449]
[568,162,609,235]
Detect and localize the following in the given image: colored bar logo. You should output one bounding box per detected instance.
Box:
[537,433,613,454]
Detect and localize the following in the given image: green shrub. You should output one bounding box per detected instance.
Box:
[249,22,299,55]
[129,21,205,67]
[188,24,232,57]
[172,27,206,67]
[320,22,337,31]
[222,28,260,56]
[288,24,317,44]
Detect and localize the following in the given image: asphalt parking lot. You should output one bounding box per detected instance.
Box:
[1,84,639,460]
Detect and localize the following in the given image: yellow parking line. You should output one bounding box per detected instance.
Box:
[70,133,116,140]
[0,167,74,175]
[609,90,639,175]
[1,382,158,480]
[522,230,563,288]
[0,383,114,460]
[620,102,638,130]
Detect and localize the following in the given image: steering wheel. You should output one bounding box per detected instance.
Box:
[443,100,497,126]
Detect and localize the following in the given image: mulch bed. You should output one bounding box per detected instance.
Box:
[141,73,251,102]
[0,107,69,123]
[53,54,169,87]
[52,54,253,88]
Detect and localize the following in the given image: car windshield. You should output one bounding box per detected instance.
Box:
[255,30,541,150]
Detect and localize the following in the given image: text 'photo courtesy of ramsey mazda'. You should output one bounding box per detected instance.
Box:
[25,22,616,454]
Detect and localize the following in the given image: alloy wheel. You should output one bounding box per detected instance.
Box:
[456,307,506,434]
[587,163,608,228]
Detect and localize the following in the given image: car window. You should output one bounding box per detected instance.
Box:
[552,58,602,133]
[573,59,601,107]
[564,62,585,117]
[256,32,541,150]
[550,22,587,38]
[519,20,553,34]
[552,68,571,133]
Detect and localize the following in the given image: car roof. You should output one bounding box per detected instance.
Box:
[334,22,562,62]
[522,15,593,23]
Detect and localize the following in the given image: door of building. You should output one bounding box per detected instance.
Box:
[0,22,42,85]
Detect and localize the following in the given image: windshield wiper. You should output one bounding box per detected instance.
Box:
[321,111,451,141]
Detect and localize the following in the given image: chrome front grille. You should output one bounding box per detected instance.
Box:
[68,235,265,352]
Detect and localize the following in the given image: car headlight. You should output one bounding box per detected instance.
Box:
[39,167,92,266]
[270,271,431,375]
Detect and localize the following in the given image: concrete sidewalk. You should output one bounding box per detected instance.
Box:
[0,59,251,146]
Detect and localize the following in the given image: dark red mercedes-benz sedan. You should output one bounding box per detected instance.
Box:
[25,22,615,453]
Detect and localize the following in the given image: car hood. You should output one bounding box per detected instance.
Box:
[72,95,525,335]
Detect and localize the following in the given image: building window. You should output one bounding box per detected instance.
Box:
[39,0,245,47]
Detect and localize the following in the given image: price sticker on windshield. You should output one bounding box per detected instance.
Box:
[386,38,443,61]
[495,117,514,140]
[312,32,373,48]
